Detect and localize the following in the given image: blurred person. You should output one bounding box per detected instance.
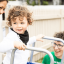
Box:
[0,0,8,14]
[42,31,64,64]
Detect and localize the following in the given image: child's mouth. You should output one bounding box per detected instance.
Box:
[17,29,22,31]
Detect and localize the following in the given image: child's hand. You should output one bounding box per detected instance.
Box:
[14,41,26,50]
[36,34,44,42]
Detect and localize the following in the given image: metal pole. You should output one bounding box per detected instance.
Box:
[29,42,35,62]
[43,36,64,44]
[10,47,54,64]
[26,47,54,64]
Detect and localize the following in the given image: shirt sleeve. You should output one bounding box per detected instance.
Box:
[0,41,14,52]
[27,36,36,45]
[0,33,15,52]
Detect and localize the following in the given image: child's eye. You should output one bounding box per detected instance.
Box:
[0,7,2,9]
[14,23,16,24]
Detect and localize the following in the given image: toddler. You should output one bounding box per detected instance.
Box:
[1,6,43,64]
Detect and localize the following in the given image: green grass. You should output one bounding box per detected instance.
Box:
[36,57,43,63]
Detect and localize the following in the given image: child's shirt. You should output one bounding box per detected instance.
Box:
[1,30,36,64]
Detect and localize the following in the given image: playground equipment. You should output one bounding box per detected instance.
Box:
[10,46,54,64]
[10,36,64,64]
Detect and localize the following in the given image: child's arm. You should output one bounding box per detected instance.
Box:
[0,31,27,52]
[0,41,26,52]
[0,34,43,52]
[28,34,44,45]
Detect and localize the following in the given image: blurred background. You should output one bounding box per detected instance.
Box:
[8,0,64,5]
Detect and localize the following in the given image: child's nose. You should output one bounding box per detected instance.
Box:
[18,24,21,27]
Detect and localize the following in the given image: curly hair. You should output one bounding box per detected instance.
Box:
[7,6,33,26]
[54,31,64,40]
[0,0,8,2]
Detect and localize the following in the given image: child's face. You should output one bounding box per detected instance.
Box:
[53,41,64,59]
[11,17,29,34]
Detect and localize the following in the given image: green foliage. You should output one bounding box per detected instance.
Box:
[27,0,38,6]
[31,1,36,6]
[43,1,48,5]
[27,0,29,5]
[36,57,43,63]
